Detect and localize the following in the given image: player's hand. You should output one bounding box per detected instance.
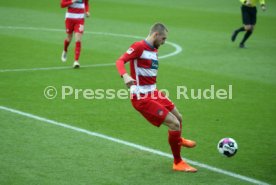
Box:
[245,0,251,6]
[122,73,136,88]
[85,12,90,18]
[261,5,266,11]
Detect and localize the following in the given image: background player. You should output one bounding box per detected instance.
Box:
[60,0,90,68]
[116,23,197,172]
[231,0,266,48]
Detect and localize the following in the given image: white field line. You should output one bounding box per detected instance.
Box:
[0,63,115,72]
[0,26,182,73]
[0,105,271,185]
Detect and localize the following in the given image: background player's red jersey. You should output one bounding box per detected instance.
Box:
[61,0,89,19]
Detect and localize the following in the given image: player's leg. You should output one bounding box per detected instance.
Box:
[239,25,253,48]
[231,5,247,42]
[154,91,197,172]
[62,19,74,62]
[240,7,256,48]
[131,94,197,172]
[73,20,84,68]
[170,107,196,148]
[65,33,73,46]
[62,33,73,62]
[72,32,82,68]
[163,113,197,172]
[163,113,182,163]
[132,96,182,168]
[231,27,245,42]
[170,106,182,124]
[163,112,180,131]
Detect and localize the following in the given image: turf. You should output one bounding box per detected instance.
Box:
[0,0,276,185]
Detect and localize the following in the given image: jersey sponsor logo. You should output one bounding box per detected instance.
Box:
[126,48,134,54]
[151,60,158,69]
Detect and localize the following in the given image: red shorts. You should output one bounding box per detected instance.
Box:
[65,18,85,34]
[131,90,175,127]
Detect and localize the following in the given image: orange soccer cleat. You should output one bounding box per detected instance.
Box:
[173,160,197,172]
[179,138,196,148]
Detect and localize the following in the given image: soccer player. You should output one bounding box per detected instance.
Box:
[231,0,266,48]
[60,0,90,68]
[116,23,197,172]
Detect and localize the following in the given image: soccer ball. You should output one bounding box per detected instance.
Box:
[217,138,238,157]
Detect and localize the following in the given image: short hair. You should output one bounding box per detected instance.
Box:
[149,23,168,35]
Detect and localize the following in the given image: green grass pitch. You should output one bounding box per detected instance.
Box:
[0,0,276,184]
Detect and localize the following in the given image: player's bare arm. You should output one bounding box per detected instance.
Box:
[84,0,90,17]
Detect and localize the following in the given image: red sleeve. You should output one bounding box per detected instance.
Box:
[116,42,143,76]
[84,0,89,12]
[116,59,127,76]
[60,0,73,8]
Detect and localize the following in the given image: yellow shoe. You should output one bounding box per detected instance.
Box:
[173,160,197,172]
[179,138,196,148]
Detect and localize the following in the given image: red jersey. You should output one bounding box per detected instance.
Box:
[116,40,159,94]
[60,0,89,19]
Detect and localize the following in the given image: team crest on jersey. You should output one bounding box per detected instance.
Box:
[126,48,134,54]
[157,109,164,116]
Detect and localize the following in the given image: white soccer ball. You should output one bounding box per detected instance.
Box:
[217,138,238,157]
